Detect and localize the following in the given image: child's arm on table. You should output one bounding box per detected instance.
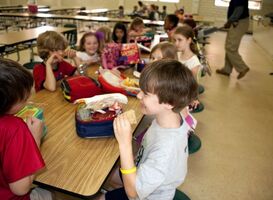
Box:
[9,117,43,196]
[114,114,138,198]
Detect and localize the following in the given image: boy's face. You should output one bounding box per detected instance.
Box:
[84,35,99,56]
[137,90,166,115]
[134,24,144,33]
[49,50,65,65]
[173,34,191,52]
[50,49,65,57]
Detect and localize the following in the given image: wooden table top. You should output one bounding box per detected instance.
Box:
[32,66,143,196]
[0,25,76,46]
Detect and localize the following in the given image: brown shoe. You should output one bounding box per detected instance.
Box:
[216,69,230,76]
[237,68,249,79]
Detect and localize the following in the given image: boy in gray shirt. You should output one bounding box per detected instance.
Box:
[100,59,198,200]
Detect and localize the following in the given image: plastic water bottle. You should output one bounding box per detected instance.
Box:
[78,64,86,76]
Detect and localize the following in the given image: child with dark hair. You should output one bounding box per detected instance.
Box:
[164,14,179,40]
[0,58,52,200]
[98,59,198,200]
[33,31,77,92]
[112,22,128,44]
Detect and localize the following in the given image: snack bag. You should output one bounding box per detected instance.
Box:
[16,105,47,138]
[120,43,140,65]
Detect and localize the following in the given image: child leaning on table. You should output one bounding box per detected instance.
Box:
[33,31,77,92]
[0,58,52,200]
[128,17,151,42]
[98,59,198,200]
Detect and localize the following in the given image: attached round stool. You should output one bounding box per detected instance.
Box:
[23,61,41,70]
[190,102,204,114]
[198,84,205,94]
[188,133,202,154]
[173,189,191,200]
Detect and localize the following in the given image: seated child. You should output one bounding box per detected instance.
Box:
[96,26,112,48]
[67,31,102,67]
[150,41,177,62]
[164,14,179,41]
[112,22,128,44]
[150,42,197,132]
[0,58,52,200]
[175,7,185,24]
[128,17,151,42]
[173,25,202,110]
[98,59,198,200]
[33,31,77,92]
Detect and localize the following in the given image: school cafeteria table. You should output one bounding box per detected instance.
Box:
[32,66,143,197]
[0,25,76,60]
[0,25,75,46]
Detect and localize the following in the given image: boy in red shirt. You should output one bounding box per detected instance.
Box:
[33,31,77,92]
[0,58,52,200]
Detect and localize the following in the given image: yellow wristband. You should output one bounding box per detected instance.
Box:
[120,166,136,175]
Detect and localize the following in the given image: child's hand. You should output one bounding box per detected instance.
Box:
[65,49,77,59]
[113,114,132,145]
[46,52,63,66]
[189,100,200,111]
[26,117,44,146]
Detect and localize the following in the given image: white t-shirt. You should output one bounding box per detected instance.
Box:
[76,51,100,63]
[133,116,190,200]
[178,54,201,70]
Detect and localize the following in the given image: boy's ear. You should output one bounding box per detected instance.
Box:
[163,103,174,110]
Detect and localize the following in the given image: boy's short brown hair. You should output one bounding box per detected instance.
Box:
[37,31,68,60]
[130,17,144,31]
[140,59,198,113]
[0,58,33,115]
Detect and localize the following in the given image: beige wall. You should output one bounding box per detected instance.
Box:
[1,0,272,22]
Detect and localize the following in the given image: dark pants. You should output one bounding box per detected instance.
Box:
[105,187,129,200]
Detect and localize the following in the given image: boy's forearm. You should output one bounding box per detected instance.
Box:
[43,64,56,91]
[119,143,138,198]
[72,57,81,67]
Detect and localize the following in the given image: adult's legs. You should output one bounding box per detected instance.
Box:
[224,18,249,73]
